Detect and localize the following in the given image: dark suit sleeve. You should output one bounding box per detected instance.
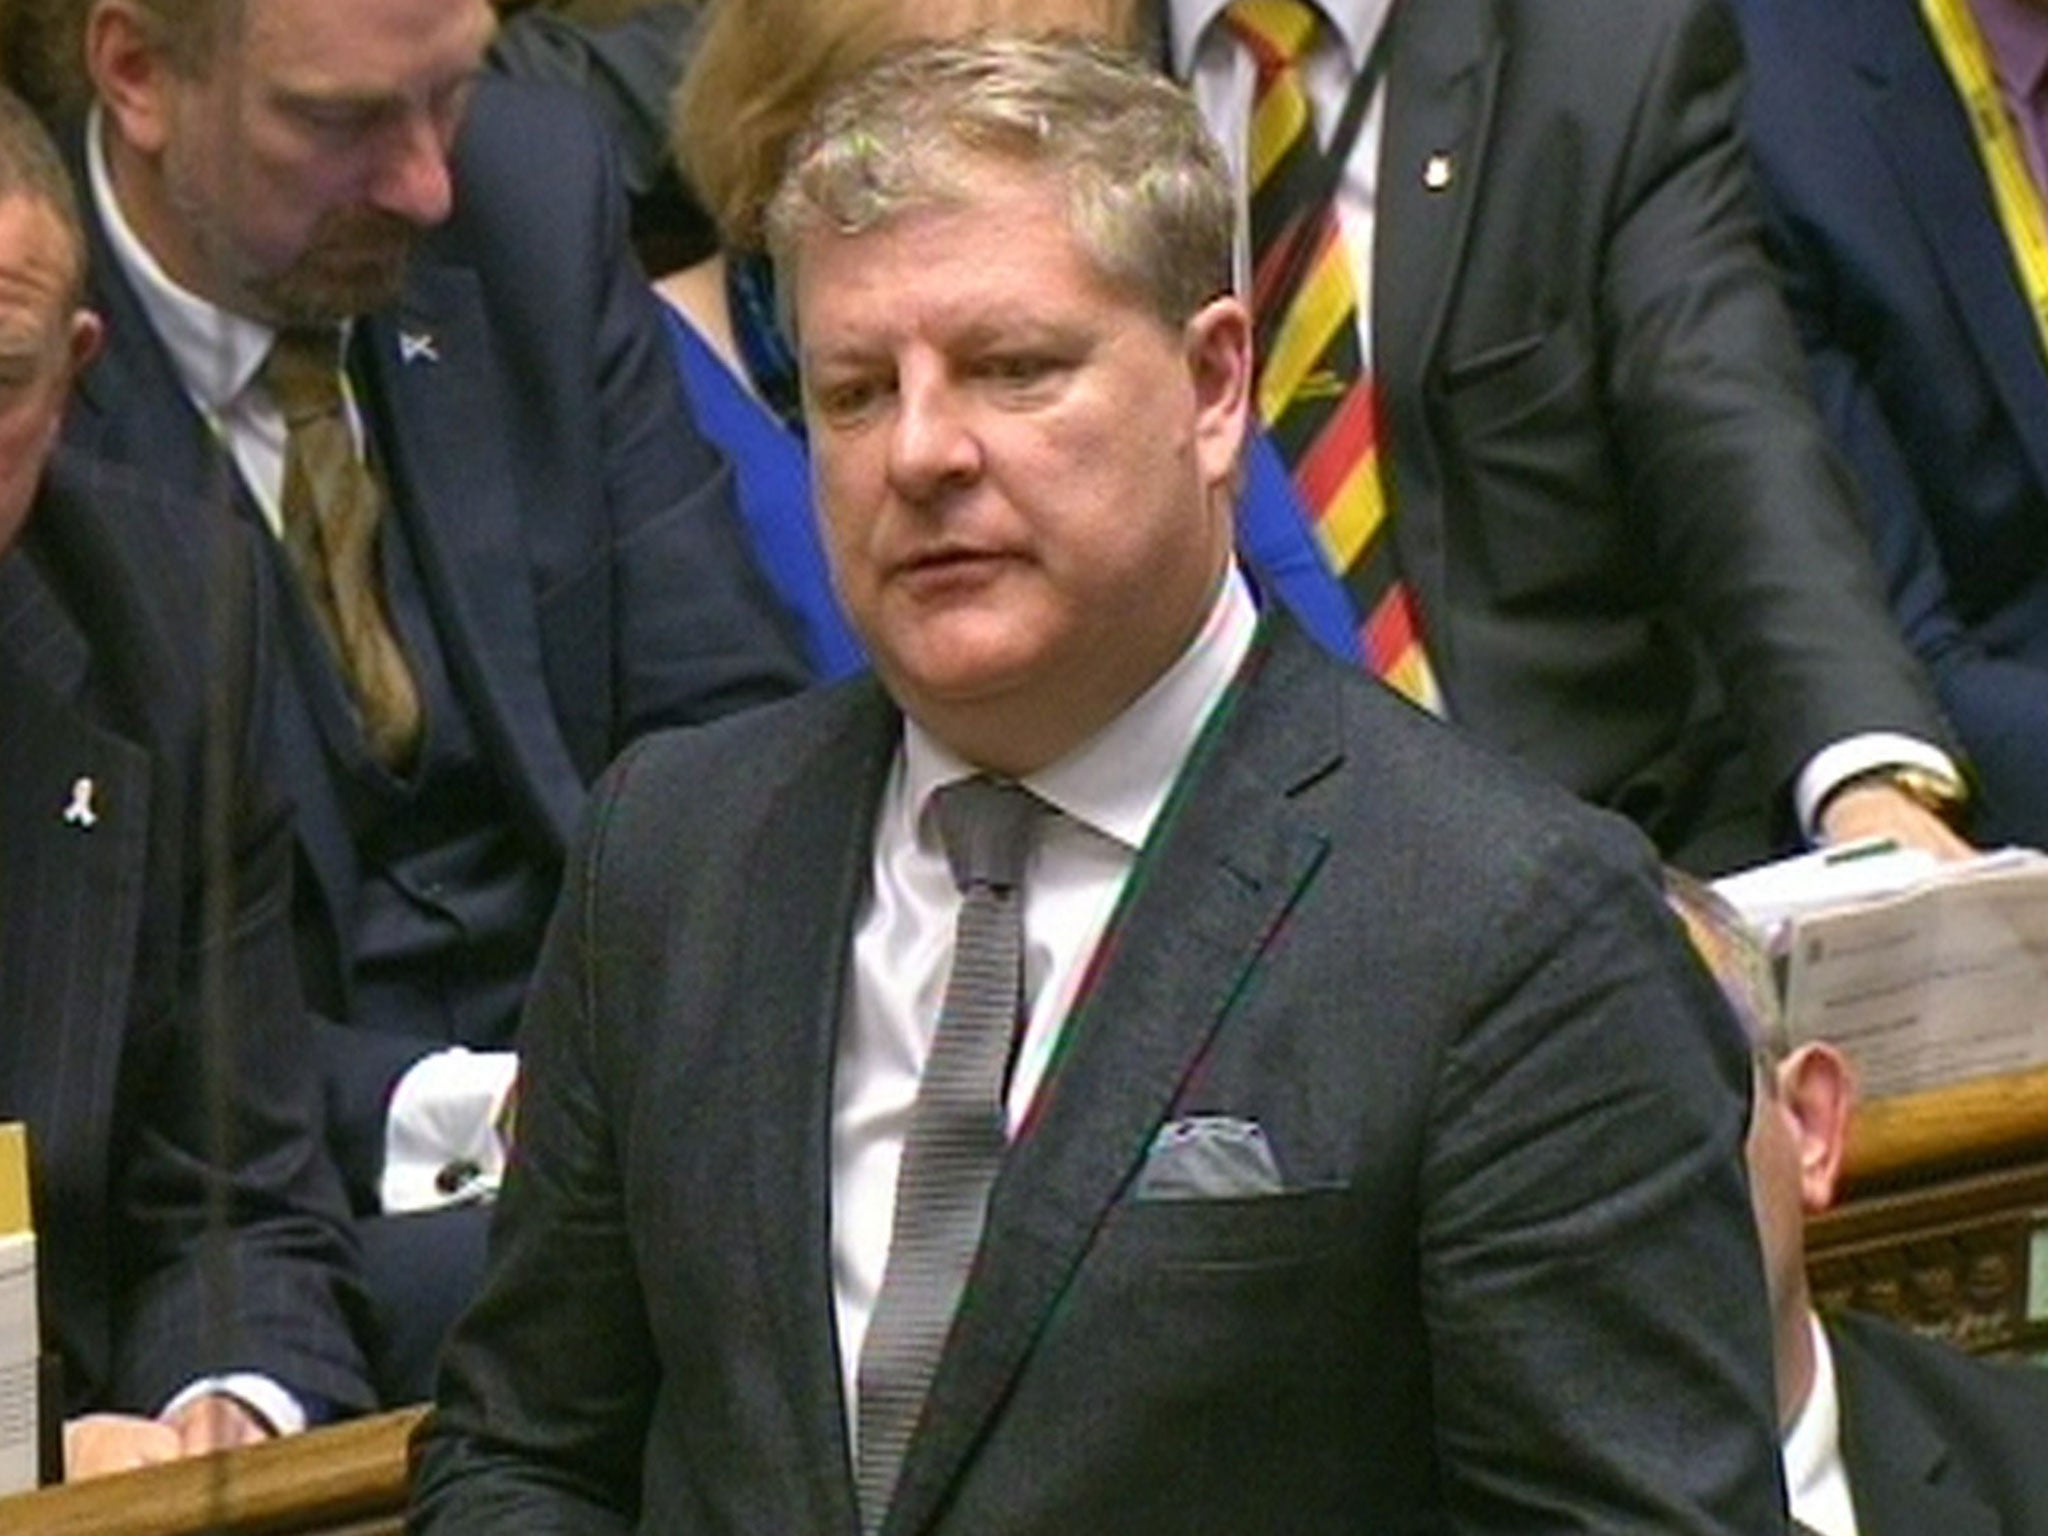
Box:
[1804,348,2048,839]
[108,510,375,1417]
[1419,829,1786,1531]
[410,745,660,1531]
[484,4,717,265]
[1730,0,2048,845]
[452,79,811,764]
[312,1015,445,1213]
[1595,0,1947,806]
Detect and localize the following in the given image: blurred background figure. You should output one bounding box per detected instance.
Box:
[1160,0,1972,873]
[1670,871,2048,1533]
[0,85,372,1479]
[1733,0,2048,851]
[64,0,807,1403]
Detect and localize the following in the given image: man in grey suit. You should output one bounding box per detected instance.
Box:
[0,87,371,1479]
[1671,874,2048,1536]
[412,37,1785,1532]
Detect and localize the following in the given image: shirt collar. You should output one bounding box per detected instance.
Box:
[1969,0,2048,105]
[1782,1312,1859,1536]
[902,562,1260,854]
[87,105,278,414]
[1166,0,1394,80]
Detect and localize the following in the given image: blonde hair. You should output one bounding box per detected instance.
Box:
[764,33,1231,333]
[673,0,1146,252]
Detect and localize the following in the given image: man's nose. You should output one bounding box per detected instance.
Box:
[371,111,456,227]
[886,369,982,500]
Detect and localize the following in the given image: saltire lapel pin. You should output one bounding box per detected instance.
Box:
[399,330,441,365]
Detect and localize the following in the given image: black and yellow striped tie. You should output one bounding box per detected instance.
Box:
[1228,0,1437,706]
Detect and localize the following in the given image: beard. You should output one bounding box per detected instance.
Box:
[242,206,418,325]
[163,143,418,325]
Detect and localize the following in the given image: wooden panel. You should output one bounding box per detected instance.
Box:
[1809,1155,2048,1359]
[0,1407,424,1536]
[1842,1062,2048,1191]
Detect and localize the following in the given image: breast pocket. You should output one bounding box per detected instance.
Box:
[1099,1186,1357,1281]
[1432,322,1617,600]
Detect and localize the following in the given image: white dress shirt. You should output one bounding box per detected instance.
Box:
[1783,1312,1861,1536]
[830,566,1259,1428]
[87,110,515,1220]
[1164,0,1960,838]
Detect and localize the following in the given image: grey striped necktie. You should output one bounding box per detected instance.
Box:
[855,775,1043,1535]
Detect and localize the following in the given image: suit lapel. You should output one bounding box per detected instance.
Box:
[885,627,1339,1536]
[1854,0,2048,500]
[72,232,370,996]
[1371,0,1504,648]
[1831,1321,2000,1536]
[355,268,587,851]
[0,549,150,1166]
[72,212,241,516]
[739,686,900,1536]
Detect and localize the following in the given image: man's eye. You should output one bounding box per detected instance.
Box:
[977,354,1055,386]
[814,379,888,422]
[296,104,376,135]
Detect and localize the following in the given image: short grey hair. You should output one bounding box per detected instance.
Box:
[1663,868,1791,1062]
[764,33,1234,333]
[0,84,86,306]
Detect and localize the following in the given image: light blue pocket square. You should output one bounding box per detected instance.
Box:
[1133,1115,1285,1200]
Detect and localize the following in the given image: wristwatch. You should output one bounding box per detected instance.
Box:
[1832,763,1968,826]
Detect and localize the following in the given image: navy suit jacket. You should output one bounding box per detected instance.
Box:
[413,618,1784,1533]
[1733,0,2048,848]
[0,450,372,1418]
[1829,1311,2048,1535]
[64,78,810,1200]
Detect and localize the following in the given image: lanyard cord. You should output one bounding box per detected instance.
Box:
[1919,0,2048,365]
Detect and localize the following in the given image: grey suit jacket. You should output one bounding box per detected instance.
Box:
[1830,1310,2048,1536]
[0,450,372,1417]
[412,619,1784,1533]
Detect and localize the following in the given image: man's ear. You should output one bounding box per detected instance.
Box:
[1184,294,1253,497]
[67,309,105,375]
[87,1,181,157]
[1778,1042,1856,1217]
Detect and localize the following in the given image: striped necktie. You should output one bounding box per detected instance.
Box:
[1227,0,1438,707]
[855,777,1043,1534]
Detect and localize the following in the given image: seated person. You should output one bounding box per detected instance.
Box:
[0,87,372,1478]
[1732,0,2048,850]
[68,0,810,1402]
[412,37,1783,1531]
[1670,872,2048,1532]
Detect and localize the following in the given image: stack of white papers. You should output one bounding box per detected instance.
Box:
[1715,845,2048,1099]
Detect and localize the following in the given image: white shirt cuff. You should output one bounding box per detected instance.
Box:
[159,1372,304,1436]
[380,1047,519,1214]
[1794,733,1961,841]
